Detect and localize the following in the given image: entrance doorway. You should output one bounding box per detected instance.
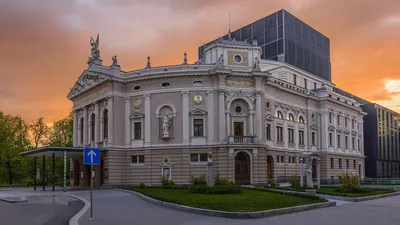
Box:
[266,155,274,180]
[73,160,80,186]
[235,152,251,184]
[312,159,317,179]
[233,122,244,136]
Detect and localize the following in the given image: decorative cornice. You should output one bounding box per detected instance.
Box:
[206,90,214,95]
[143,94,151,99]
[181,91,190,96]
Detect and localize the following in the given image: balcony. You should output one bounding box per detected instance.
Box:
[228,135,256,144]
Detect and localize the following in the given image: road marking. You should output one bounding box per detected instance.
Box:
[68,194,91,225]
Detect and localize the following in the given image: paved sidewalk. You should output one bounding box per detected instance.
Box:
[76,189,400,225]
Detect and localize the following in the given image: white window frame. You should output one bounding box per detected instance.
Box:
[131,155,145,166]
[190,153,208,164]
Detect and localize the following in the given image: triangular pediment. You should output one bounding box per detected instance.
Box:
[189,108,207,115]
[310,124,318,130]
[352,131,358,136]
[328,125,336,131]
[67,70,110,99]
[265,114,275,121]
[130,112,144,119]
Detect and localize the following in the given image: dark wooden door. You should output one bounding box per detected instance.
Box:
[235,152,250,184]
[234,122,244,136]
[73,160,80,186]
[267,156,273,179]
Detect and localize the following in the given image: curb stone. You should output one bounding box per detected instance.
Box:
[265,188,400,202]
[68,194,91,225]
[115,188,336,219]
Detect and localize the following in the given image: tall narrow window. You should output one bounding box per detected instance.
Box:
[329,133,333,146]
[314,82,317,89]
[337,134,341,147]
[90,114,95,142]
[299,130,304,145]
[345,117,348,127]
[358,139,360,151]
[304,78,307,89]
[276,111,283,119]
[339,159,342,169]
[353,160,356,169]
[329,113,333,124]
[277,126,283,142]
[134,122,142,140]
[311,132,316,145]
[80,117,84,144]
[299,116,305,124]
[288,128,294,143]
[337,115,340,126]
[352,137,355,150]
[293,74,297,85]
[331,158,334,169]
[288,114,295,121]
[345,136,349,148]
[193,119,204,137]
[266,124,271,140]
[103,109,108,140]
[346,159,349,169]
[352,119,355,129]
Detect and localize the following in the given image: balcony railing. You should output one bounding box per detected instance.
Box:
[228,135,256,144]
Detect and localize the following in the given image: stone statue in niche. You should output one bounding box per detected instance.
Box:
[253,57,260,70]
[161,112,172,138]
[216,54,224,68]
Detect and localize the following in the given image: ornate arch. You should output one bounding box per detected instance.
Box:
[156,103,177,116]
[225,90,255,110]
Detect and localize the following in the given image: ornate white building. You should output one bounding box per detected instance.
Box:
[67,35,365,187]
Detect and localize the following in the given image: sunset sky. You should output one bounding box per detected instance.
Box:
[1,0,400,124]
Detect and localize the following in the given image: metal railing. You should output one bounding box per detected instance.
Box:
[228,135,256,144]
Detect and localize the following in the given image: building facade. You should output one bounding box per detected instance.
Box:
[68,36,365,187]
[362,103,400,178]
[200,9,331,81]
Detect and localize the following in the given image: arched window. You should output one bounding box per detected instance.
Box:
[79,117,84,144]
[299,116,305,124]
[103,109,108,140]
[276,111,283,119]
[90,113,95,142]
[288,114,295,121]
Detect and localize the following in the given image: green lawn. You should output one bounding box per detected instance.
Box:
[269,186,395,198]
[133,188,326,212]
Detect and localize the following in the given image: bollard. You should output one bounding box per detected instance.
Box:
[52,194,58,203]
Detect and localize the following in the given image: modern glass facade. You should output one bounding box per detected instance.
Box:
[362,104,400,178]
[200,9,331,81]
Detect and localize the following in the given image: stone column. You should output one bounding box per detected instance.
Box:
[226,110,231,136]
[83,107,88,146]
[95,102,100,145]
[249,111,254,136]
[207,91,214,144]
[360,120,364,153]
[73,111,78,147]
[255,91,262,141]
[125,97,131,147]
[182,91,190,145]
[294,123,299,149]
[333,113,337,150]
[283,121,288,149]
[107,96,114,146]
[218,89,226,142]
[320,112,329,151]
[144,94,151,146]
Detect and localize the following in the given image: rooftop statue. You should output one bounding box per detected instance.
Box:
[89,34,100,62]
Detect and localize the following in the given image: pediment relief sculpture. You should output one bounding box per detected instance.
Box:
[328,125,336,131]
[352,131,358,136]
[68,72,108,99]
[265,114,275,121]
[310,124,318,130]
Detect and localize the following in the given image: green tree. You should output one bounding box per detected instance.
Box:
[30,117,50,148]
[48,111,73,147]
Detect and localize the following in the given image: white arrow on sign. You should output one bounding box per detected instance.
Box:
[88,150,97,163]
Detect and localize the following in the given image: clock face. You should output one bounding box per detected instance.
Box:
[194,95,202,103]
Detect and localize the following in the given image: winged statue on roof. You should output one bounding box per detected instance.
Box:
[89,34,100,62]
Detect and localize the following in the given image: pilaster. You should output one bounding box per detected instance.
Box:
[144,94,151,146]
[207,91,214,144]
[95,102,100,145]
[218,88,226,142]
[182,91,190,145]
[83,107,88,146]
[255,89,262,141]
[320,112,329,151]
[73,111,78,147]
[125,97,131,147]
[107,96,114,146]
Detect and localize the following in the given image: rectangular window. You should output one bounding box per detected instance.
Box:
[345,136,349,148]
[132,155,145,164]
[311,132,316,145]
[266,124,271,140]
[190,153,208,162]
[346,159,349,169]
[288,156,292,163]
[134,122,142,140]
[277,126,283,142]
[353,160,356,169]
[337,115,340,126]
[352,137,355,150]
[281,156,285,163]
[358,139,360,151]
[329,113,333,124]
[193,119,204,137]
[339,159,342,169]
[337,134,341,147]
[314,82,317,89]
[293,74,297,85]
[352,119,355,129]
[345,117,348,127]
[299,130,304,145]
[329,133,333,146]
[331,158,334,169]
[304,78,307,89]
[288,128,294,143]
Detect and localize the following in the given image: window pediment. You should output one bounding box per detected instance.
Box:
[130,112,144,119]
[310,124,318,130]
[328,125,336,131]
[189,108,207,115]
[265,114,275,121]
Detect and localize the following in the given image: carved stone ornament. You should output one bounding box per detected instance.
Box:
[352,131,358,136]
[193,93,203,105]
[68,73,107,99]
[310,124,318,130]
[100,100,107,108]
[225,90,255,109]
[328,125,336,131]
[344,130,350,135]
[265,114,275,121]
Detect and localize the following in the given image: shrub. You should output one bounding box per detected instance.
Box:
[160,176,176,189]
[21,177,34,186]
[289,176,301,188]
[268,180,277,187]
[338,173,360,192]
[189,174,207,186]
[188,185,242,194]
[214,175,231,186]
[138,183,147,189]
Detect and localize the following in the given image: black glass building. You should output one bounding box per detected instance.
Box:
[200,9,331,81]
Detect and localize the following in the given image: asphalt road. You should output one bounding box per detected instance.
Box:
[0,195,83,225]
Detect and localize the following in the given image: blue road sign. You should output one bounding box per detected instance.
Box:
[83,148,100,165]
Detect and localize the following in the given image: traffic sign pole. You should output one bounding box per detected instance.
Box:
[90,163,93,220]
[83,148,99,221]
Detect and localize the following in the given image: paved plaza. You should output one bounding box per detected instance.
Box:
[1,188,400,225]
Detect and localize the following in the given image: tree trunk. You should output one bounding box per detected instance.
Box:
[6,161,12,185]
